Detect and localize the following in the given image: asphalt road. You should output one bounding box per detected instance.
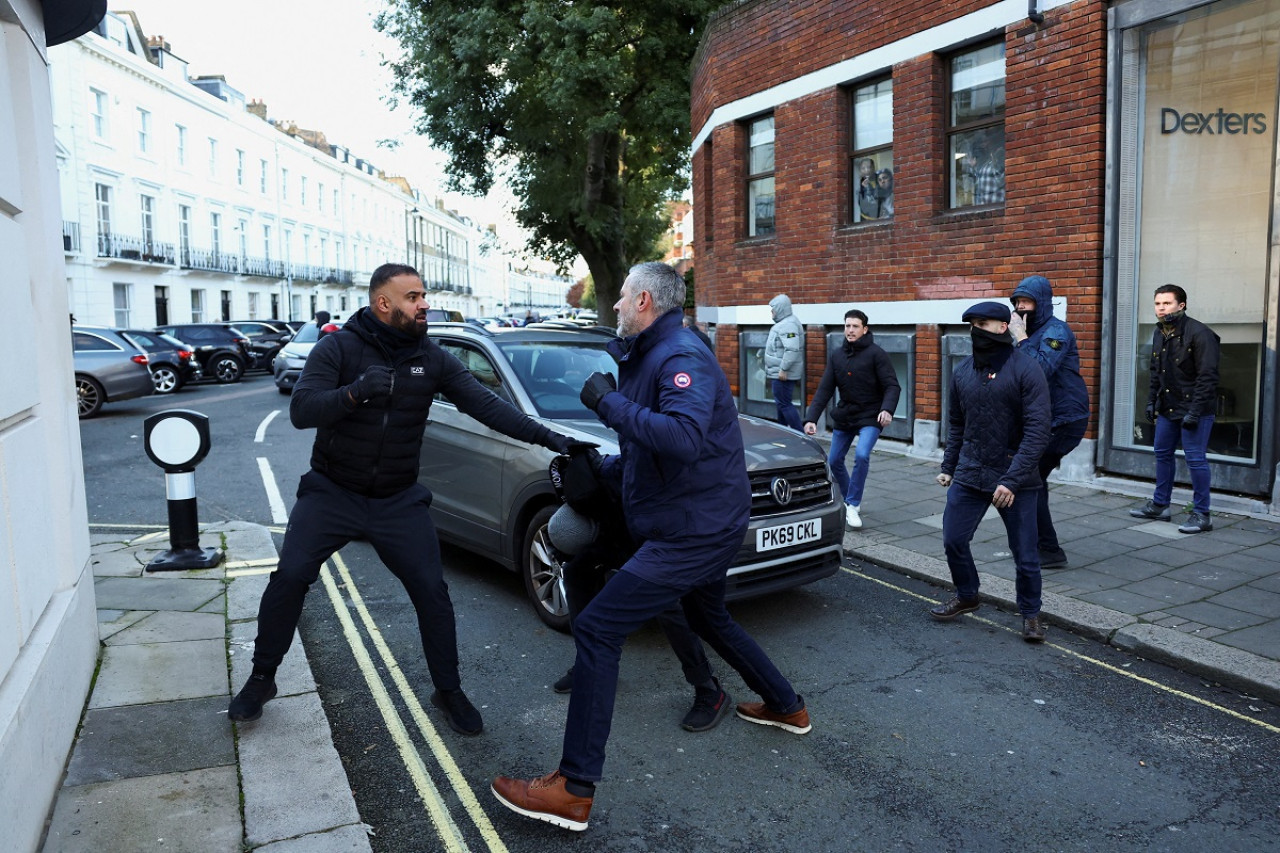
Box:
[79,374,1280,852]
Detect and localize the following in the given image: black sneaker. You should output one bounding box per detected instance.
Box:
[228,673,277,722]
[1039,547,1069,569]
[1177,511,1213,534]
[431,688,484,736]
[681,679,732,732]
[1128,500,1171,521]
[553,667,574,695]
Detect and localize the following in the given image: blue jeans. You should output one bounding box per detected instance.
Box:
[828,425,881,507]
[1152,414,1214,514]
[771,378,803,431]
[560,532,802,782]
[941,482,1042,617]
[1036,418,1088,552]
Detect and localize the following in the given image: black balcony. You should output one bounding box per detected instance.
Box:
[181,248,243,274]
[97,232,176,265]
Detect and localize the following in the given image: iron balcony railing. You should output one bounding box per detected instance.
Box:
[97,232,176,265]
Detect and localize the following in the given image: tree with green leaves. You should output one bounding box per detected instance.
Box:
[376,0,719,326]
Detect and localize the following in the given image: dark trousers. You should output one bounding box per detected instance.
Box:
[559,531,802,782]
[942,482,1042,617]
[771,378,803,431]
[1152,414,1214,515]
[251,470,461,691]
[1036,418,1088,552]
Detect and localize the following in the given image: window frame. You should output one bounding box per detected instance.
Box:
[136,107,151,154]
[743,113,776,238]
[946,39,1007,210]
[90,88,108,140]
[848,75,895,224]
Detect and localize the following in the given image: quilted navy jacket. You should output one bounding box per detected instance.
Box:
[941,347,1052,494]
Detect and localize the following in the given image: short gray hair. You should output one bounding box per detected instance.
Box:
[628,262,685,315]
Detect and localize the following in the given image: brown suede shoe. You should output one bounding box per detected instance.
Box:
[1022,614,1047,643]
[929,596,981,621]
[735,699,812,734]
[492,770,592,831]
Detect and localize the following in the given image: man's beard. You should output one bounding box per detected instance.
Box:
[390,306,426,338]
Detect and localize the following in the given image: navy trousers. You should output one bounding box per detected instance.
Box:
[942,481,1042,617]
[251,470,462,691]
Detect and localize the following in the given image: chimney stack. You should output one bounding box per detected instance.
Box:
[247,99,267,121]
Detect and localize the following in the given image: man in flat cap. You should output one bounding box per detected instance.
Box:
[931,301,1053,642]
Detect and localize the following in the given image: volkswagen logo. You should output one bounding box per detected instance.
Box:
[770,477,793,505]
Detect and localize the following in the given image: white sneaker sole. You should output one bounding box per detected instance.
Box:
[735,709,812,735]
[491,785,589,832]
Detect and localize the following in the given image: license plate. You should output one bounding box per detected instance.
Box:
[756,518,822,552]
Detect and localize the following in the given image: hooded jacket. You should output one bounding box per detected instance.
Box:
[1147,310,1220,421]
[804,329,901,431]
[1009,275,1090,428]
[290,306,558,498]
[592,308,750,587]
[764,295,804,378]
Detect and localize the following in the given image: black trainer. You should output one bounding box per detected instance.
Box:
[1039,547,1069,569]
[228,672,277,722]
[431,688,484,736]
[553,667,574,695]
[1177,511,1213,534]
[681,679,732,732]
[1128,500,1171,521]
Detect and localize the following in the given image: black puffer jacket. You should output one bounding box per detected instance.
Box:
[942,347,1052,494]
[291,307,557,498]
[1147,312,1220,420]
[804,330,901,430]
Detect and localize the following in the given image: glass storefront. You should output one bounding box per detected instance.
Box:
[1106,0,1280,494]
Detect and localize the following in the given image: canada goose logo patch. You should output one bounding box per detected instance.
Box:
[673,372,692,388]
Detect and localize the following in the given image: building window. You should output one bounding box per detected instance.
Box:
[137,108,151,153]
[281,168,289,201]
[745,115,775,237]
[208,137,218,178]
[210,212,222,257]
[248,291,260,320]
[236,149,245,186]
[178,204,191,262]
[237,218,248,258]
[263,225,272,261]
[94,183,111,248]
[90,88,108,139]
[191,288,206,323]
[175,124,186,166]
[300,176,308,207]
[260,159,269,194]
[850,78,894,222]
[949,41,1006,208]
[332,188,339,213]
[318,182,325,212]
[113,283,131,328]
[140,194,155,249]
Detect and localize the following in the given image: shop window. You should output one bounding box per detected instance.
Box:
[737,329,804,420]
[1113,0,1278,465]
[948,41,1006,209]
[850,77,894,223]
[745,115,775,237]
[821,329,913,440]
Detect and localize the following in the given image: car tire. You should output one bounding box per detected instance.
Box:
[151,365,180,394]
[277,386,291,395]
[76,375,104,419]
[211,354,244,383]
[522,505,572,633]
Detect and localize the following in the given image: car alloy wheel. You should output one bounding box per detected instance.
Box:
[151,365,180,394]
[212,354,244,383]
[522,505,571,633]
[76,375,104,418]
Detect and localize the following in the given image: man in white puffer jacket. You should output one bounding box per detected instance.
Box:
[764,293,804,430]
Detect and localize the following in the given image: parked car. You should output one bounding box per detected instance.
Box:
[71,326,155,418]
[272,319,344,393]
[155,324,251,383]
[420,322,843,631]
[425,308,464,323]
[119,329,202,394]
[223,320,293,372]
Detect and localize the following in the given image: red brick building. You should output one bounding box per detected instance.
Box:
[691,0,1280,501]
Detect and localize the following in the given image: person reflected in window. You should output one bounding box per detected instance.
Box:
[875,168,895,219]
[966,134,1005,205]
[856,157,880,221]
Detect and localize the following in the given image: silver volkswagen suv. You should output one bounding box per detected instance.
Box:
[421,322,843,631]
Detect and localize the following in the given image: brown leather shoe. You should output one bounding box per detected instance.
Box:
[735,699,812,734]
[1022,614,1047,643]
[929,596,981,621]
[492,770,592,831]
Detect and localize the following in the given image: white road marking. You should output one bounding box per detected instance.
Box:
[256,457,289,524]
[255,409,281,443]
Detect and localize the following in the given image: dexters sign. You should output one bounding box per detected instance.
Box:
[1160,107,1268,135]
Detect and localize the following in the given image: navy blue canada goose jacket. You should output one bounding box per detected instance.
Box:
[1009,275,1090,428]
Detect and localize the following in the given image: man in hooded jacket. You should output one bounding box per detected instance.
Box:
[228,263,578,734]
[1007,275,1090,567]
[764,293,805,430]
[803,309,901,529]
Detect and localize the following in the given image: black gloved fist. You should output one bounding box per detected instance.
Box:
[349,365,395,403]
[547,433,599,455]
[1144,404,1155,424]
[1182,413,1200,429]
[580,371,617,411]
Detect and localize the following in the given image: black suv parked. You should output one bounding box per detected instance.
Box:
[223,321,293,372]
[156,324,251,383]
[120,329,203,393]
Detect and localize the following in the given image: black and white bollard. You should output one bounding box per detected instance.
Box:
[143,410,224,572]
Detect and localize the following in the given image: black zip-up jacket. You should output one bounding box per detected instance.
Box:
[1147,312,1220,420]
[291,307,559,498]
[803,329,901,430]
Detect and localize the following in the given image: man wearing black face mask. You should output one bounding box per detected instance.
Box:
[930,301,1052,642]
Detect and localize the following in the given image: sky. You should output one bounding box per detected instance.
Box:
[106,0,529,249]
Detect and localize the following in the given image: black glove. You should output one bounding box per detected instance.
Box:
[580,372,617,411]
[1182,413,1200,429]
[1144,404,1155,424]
[549,446,605,511]
[546,432,599,455]
[348,365,395,403]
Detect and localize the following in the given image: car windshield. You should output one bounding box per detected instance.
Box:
[496,340,619,419]
[291,323,323,343]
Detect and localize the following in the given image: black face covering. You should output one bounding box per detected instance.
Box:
[970,326,1012,369]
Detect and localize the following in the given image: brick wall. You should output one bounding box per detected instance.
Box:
[692,0,1107,433]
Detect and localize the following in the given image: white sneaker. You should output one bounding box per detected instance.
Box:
[845,505,862,528]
